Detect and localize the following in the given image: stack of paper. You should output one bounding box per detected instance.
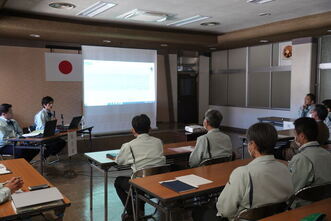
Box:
[176,174,213,186]
[22,130,43,138]
[160,174,213,193]
[0,164,11,175]
[11,187,63,213]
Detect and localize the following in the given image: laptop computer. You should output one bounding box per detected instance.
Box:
[58,116,82,132]
[23,120,57,138]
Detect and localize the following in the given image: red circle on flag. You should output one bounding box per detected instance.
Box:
[58,60,73,75]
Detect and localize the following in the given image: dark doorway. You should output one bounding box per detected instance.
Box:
[177,73,198,123]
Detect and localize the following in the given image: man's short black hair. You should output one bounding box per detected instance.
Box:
[132,114,151,134]
[246,123,277,155]
[306,93,316,103]
[322,99,331,110]
[41,96,54,106]
[0,103,12,116]
[204,109,223,128]
[294,117,318,142]
[313,104,328,121]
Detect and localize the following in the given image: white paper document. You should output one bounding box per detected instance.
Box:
[11,187,63,210]
[0,164,11,175]
[168,146,194,153]
[176,174,213,186]
[22,130,44,137]
[67,131,78,157]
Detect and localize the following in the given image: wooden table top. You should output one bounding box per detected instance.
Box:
[130,158,252,202]
[8,126,93,143]
[239,129,295,140]
[0,159,70,218]
[85,140,197,166]
[260,198,331,221]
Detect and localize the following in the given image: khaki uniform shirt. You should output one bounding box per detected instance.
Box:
[189,128,232,167]
[0,183,10,204]
[217,155,293,220]
[115,133,166,173]
[0,117,22,147]
[288,141,331,193]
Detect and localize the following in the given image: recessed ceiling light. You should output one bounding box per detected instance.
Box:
[160,43,168,47]
[209,47,217,50]
[29,34,40,38]
[77,1,116,17]
[259,12,271,16]
[167,15,210,27]
[49,2,76,9]
[103,40,111,43]
[247,0,274,4]
[327,30,331,32]
[260,39,269,43]
[200,22,220,26]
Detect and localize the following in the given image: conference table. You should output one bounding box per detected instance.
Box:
[8,126,93,176]
[130,158,252,221]
[84,140,196,221]
[258,116,296,127]
[239,129,295,159]
[260,198,331,221]
[0,158,71,220]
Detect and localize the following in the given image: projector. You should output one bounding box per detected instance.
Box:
[185,125,205,133]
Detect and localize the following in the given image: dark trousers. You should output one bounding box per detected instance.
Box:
[0,145,39,162]
[114,176,145,215]
[44,138,66,158]
[192,204,227,221]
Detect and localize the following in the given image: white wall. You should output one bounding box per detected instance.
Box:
[210,40,317,129]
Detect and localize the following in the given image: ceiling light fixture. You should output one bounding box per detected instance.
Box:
[49,2,76,9]
[160,43,168,47]
[327,30,331,32]
[77,1,116,17]
[260,39,269,43]
[167,15,210,27]
[103,40,111,43]
[117,9,169,22]
[259,12,271,16]
[247,0,274,4]
[29,34,40,38]
[200,22,220,26]
[209,47,217,50]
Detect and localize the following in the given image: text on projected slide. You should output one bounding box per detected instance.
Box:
[84,60,155,106]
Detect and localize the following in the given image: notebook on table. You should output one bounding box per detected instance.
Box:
[160,180,197,193]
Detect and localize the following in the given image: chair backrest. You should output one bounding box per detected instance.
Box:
[235,202,288,221]
[294,182,331,202]
[199,155,232,166]
[132,164,171,179]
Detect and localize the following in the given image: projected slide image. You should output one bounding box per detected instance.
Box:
[84,60,156,106]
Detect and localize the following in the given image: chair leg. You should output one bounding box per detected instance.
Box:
[122,186,133,216]
[48,154,60,165]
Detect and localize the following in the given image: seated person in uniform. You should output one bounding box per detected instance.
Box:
[34,96,66,158]
[288,117,331,207]
[322,99,331,139]
[114,114,166,220]
[192,123,293,221]
[298,93,316,117]
[189,109,232,167]
[310,104,329,145]
[0,177,23,204]
[0,104,39,162]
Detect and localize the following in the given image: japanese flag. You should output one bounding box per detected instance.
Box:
[45,52,82,81]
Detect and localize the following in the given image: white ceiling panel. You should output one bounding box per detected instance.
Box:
[4,0,331,33]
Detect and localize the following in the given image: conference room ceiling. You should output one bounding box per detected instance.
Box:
[1,0,331,50]
[3,0,331,33]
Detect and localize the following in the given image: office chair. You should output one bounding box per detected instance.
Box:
[199,155,233,166]
[234,201,288,221]
[123,164,171,221]
[288,183,331,208]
